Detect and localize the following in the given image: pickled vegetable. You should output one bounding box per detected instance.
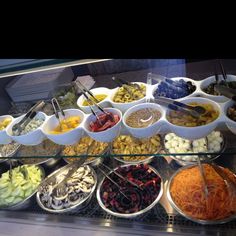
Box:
[167,103,219,127]
[204,81,236,95]
[113,84,146,103]
[100,164,161,214]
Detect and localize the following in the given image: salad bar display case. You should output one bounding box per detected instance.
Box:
[1,59,236,235]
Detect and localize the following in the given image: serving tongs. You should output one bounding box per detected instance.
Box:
[38,157,88,197]
[111,76,142,90]
[74,80,100,103]
[12,100,45,136]
[214,85,236,102]
[147,73,189,94]
[51,98,67,131]
[209,163,236,202]
[74,81,114,125]
[196,156,209,199]
[99,163,143,190]
[39,142,93,197]
[98,166,130,200]
[153,97,206,118]
[219,59,229,87]
[111,76,143,100]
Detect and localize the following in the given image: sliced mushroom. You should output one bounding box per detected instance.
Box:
[53,193,68,201]
[83,176,95,185]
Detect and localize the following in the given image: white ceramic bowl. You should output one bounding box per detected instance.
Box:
[42,109,85,145]
[123,103,164,138]
[77,87,111,114]
[151,77,198,101]
[165,97,222,140]
[6,112,47,146]
[0,115,14,144]
[199,74,236,103]
[84,108,122,143]
[109,82,147,113]
[223,100,236,135]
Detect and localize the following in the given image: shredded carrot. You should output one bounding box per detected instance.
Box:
[170,164,236,220]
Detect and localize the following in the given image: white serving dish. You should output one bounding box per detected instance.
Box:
[163,97,223,140]
[77,87,112,114]
[3,75,236,145]
[222,100,236,135]
[41,109,85,145]
[77,82,148,114]
[150,74,236,103]
[123,103,165,138]
[0,115,14,144]
[6,112,47,146]
[151,77,198,101]
[199,74,236,103]
[83,108,122,143]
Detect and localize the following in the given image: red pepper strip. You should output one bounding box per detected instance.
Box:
[96,120,115,132]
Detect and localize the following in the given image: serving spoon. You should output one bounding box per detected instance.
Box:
[137,73,156,126]
[153,97,206,118]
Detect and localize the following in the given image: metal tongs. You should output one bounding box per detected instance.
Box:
[196,156,209,199]
[74,80,100,103]
[111,76,142,90]
[99,163,143,189]
[12,100,45,136]
[111,76,143,100]
[210,163,236,200]
[219,59,229,88]
[214,85,236,102]
[38,158,87,196]
[39,144,91,197]
[52,156,88,197]
[74,81,114,125]
[153,97,206,118]
[97,163,143,201]
[51,98,66,131]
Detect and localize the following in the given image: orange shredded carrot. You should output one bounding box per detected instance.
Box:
[170,164,236,220]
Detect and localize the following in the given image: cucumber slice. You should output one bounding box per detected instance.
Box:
[11,187,21,197]
[5,196,15,204]
[24,188,33,197]
[1,187,12,198]
[19,190,25,198]
[0,182,9,189]
[12,197,23,204]
[21,183,32,191]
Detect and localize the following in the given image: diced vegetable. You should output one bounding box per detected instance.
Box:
[0,165,43,207]
[89,112,120,132]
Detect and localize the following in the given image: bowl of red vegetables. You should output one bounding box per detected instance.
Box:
[84,108,122,142]
[96,164,163,218]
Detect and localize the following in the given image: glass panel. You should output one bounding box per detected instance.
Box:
[1,59,236,233]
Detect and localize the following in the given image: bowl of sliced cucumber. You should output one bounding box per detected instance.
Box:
[0,164,45,210]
